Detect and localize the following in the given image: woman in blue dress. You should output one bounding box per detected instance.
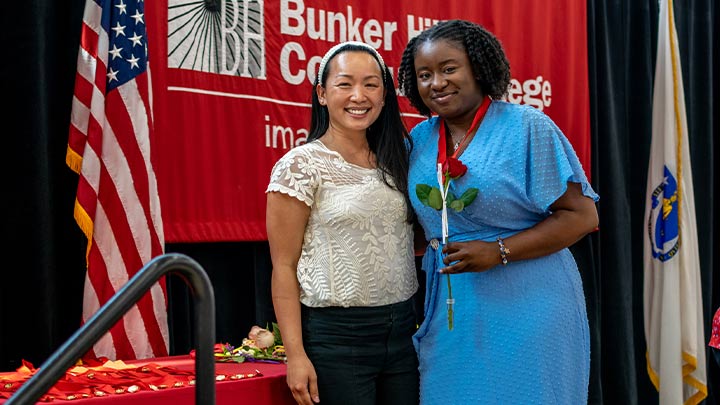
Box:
[398,20,599,404]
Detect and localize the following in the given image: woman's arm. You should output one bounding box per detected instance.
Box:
[266,191,319,404]
[441,182,598,273]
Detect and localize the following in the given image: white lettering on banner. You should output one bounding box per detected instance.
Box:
[363,20,383,48]
[280,0,305,35]
[307,8,326,40]
[505,76,552,111]
[264,115,308,149]
[280,0,397,50]
[407,14,441,39]
[279,42,305,85]
[279,42,323,85]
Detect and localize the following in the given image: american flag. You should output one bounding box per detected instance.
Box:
[66,0,169,360]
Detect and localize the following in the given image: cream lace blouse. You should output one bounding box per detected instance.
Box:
[266,140,418,308]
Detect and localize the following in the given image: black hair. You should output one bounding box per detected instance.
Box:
[308,43,414,222]
[398,19,511,117]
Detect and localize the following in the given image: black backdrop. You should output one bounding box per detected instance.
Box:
[1,1,717,403]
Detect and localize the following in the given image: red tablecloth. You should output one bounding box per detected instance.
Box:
[1,356,295,405]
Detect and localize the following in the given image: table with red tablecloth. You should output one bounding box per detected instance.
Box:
[0,355,295,404]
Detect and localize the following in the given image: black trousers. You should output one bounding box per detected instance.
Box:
[301,298,420,405]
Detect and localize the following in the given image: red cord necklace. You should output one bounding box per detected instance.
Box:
[437,96,491,165]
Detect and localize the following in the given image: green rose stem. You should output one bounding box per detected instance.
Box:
[416,159,478,332]
[442,177,454,331]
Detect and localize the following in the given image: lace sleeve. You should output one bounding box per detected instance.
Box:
[266,147,319,207]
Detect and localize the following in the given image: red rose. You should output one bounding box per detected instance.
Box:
[443,157,468,179]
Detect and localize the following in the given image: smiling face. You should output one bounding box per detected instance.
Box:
[316,51,386,136]
[413,39,485,122]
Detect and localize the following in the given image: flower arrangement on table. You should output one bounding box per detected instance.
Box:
[416,157,478,331]
[191,323,286,364]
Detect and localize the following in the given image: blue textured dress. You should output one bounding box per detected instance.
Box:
[409,101,599,404]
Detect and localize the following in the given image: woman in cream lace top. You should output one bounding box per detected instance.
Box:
[266,41,419,405]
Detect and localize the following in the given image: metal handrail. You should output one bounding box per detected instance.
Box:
[6,253,216,404]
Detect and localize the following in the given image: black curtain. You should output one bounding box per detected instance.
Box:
[586,0,719,403]
[2,1,717,403]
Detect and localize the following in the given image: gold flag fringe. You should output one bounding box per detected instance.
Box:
[66,146,83,175]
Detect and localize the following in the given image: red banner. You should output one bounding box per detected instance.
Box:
[147,0,590,242]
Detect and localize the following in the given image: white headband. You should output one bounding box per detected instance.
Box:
[316,41,387,85]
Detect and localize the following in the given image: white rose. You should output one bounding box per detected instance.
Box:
[248,325,264,340]
[255,329,276,349]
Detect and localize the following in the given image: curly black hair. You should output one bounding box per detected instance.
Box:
[398,20,511,117]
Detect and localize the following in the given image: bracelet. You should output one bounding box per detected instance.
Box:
[497,237,510,266]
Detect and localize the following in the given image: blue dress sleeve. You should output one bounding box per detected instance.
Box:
[523,107,599,212]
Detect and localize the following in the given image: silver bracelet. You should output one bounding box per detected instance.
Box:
[497,237,510,266]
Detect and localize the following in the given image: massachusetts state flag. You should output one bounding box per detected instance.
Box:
[66,0,169,360]
[643,0,707,403]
